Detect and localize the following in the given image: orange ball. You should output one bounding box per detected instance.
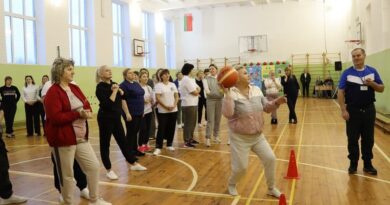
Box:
[217,66,239,88]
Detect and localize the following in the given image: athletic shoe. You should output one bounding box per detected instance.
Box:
[106,170,118,180]
[214,137,221,143]
[0,195,27,204]
[363,166,378,175]
[348,161,358,174]
[80,188,90,199]
[89,198,111,205]
[166,146,175,151]
[130,163,147,171]
[153,148,161,156]
[228,184,238,196]
[267,187,281,198]
[59,195,64,204]
[191,139,199,144]
[183,142,196,148]
[206,139,211,147]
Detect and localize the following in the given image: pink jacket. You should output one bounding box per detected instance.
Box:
[222,86,279,135]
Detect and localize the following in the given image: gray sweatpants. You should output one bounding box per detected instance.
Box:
[228,132,276,189]
[182,106,198,143]
[205,99,223,139]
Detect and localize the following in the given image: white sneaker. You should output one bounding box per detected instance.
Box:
[227,139,230,145]
[106,170,118,180]
[89,198,112,205]
[58,195,64,204]
[206,138,211,147]
[130,163,147,171]
[198,123,203,127]
[80,188,90,199]
[177,124,182,128]
[0,195,27,204]
[214,137,221,143]
[267,187,281,198]
[166,146,175,151]
[153,148,161,156]
[228,184,238,196]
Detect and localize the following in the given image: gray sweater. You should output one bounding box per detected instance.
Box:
[204,76,224,100]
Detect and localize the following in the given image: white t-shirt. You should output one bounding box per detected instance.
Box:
[154,82,178,113]
[142,84,153,114]
[41,80,52,98]
[179,76,199,107]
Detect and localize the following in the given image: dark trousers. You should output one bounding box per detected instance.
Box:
[25,103,41,136]
[0,137,13,199]
[36,102,45,132]
[51,153,87,192]
[98,115,137,170]
[125,115,143,154]
[302,83,310,97]
[286,94,298,121]
[139,112,152,146]
[346,104,376,162]
[156,112,177,149]
[3,106,16,134]
[176,100,182,125]
[198,98,207,123]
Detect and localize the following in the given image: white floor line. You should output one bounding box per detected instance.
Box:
[231,196,241,205]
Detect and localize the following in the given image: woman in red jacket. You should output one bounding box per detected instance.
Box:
[44,58,111,205]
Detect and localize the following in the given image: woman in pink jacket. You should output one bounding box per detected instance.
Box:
[222,65,286,198]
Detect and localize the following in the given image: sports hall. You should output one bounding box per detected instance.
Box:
[0,0,389,204]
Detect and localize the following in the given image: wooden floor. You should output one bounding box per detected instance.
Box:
[4,98,390,205]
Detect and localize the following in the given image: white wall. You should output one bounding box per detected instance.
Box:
[347,0,390,59]
[171,1,352,68]
[0,0,167,68]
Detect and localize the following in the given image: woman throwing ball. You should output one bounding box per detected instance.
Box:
[222,65,286,198]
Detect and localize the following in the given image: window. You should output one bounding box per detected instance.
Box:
[142,11,155,68]
[69,0,88,66]
[164,19,175,69]
[4,0,37,64]
[112,2,124,66]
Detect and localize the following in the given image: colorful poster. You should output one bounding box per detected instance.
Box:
[247,65,262,88]
[262,65,275,79]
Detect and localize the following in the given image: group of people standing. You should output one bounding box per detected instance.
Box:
[0,75,50,138]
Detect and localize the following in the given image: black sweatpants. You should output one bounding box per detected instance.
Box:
[98,115,137,170]
[0,137,13,199]
[346,104,376,162]
[3,106,16,134]
[302,82,310,97]
[139,112,152,146]
[156,112,177,149]
[124,115,143,155]
[36,102,45,132]
[51,154,87,192]
[198,97,207,123]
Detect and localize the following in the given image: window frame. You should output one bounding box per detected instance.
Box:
[69,0,88,66]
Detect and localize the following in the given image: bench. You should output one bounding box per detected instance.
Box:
[376,112,390,134]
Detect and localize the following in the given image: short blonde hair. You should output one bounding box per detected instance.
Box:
[96,65,108,83]
[51,58,74,84]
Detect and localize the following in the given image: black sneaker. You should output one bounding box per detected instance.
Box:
[348,161,358,174]
[191,139,199,144]
[183,142,196,148]
[135,150,145,156]
[363,166,377,175]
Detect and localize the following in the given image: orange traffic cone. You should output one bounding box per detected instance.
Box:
[279,193,287,205]
[284,149,300,179]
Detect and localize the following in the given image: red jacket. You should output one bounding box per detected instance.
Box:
[44,83,92,147]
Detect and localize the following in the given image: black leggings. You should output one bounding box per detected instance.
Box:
[139,112,152,146]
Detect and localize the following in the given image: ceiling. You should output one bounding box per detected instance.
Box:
[140,0,305,12]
